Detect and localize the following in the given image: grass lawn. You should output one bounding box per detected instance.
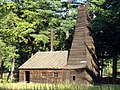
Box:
[0,83,120,90]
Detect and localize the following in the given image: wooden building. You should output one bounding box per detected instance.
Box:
[19,51,68,83]
[19,4,99,84]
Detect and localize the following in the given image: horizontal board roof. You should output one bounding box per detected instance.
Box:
[19,51,68,69]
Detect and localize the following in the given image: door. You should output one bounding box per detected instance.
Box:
[25,71,30,83]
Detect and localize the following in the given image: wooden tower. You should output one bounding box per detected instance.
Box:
[63,3,100,84]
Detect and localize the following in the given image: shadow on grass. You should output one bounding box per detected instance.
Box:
[88,84,120,90]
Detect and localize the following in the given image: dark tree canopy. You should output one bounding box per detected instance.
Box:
[89,0,120,83]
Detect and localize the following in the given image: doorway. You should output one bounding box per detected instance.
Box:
[73,76,76,81]
[25,71,30,83]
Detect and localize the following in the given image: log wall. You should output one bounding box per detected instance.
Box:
[63,69,88,84]
[19,69,63,83]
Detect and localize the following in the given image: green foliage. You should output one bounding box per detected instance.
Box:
[0,0,77,81]
[0,39,18,69]
[89,0,120,80]
[90,0,120,57]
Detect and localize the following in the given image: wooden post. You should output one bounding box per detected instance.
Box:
[50,28,54,51]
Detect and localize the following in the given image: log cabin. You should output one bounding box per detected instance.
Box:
[19,4,100,84]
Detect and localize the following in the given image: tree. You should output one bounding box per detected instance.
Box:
[0,39,18,82]
[0,0,77,82]
[89,0,120,83]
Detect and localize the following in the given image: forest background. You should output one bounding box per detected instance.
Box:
[0,0,120,83]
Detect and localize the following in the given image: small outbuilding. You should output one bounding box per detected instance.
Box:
[19,51,68,83]
[19,51,90,84]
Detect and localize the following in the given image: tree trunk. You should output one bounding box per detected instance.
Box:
[7,58,15,82]
[7,70,11,82]
[112,55,118,83]
[10,58,15,81]
[66,0,70,18]
[1,60,4,82]
[100,58,103,79]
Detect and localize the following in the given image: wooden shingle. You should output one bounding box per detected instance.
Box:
[19,51,68,69]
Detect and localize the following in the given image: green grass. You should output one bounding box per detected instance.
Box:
[0,83,120,90]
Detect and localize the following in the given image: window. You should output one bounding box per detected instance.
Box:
[54,72,58,78]
[73,76,75,81]
[41,72,46,78]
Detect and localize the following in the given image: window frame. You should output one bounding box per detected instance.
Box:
[53,72,58,78]
[41,72,46,78]
[73,76,76,81]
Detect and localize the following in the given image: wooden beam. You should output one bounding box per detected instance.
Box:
[50,28,54,51]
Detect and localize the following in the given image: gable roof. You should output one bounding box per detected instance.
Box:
[19,51,68,69]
